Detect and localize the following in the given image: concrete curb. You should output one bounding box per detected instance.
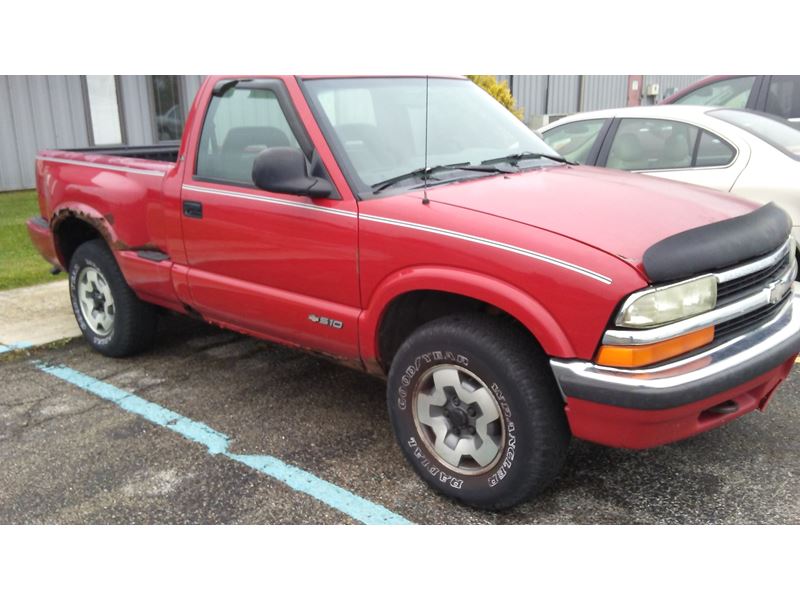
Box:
[0,280,81,347]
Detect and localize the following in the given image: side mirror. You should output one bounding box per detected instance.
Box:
[252,147,333,198]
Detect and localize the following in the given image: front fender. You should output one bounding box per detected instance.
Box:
[359,266,575,368]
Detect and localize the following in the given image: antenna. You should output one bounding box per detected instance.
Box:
[422,75,430,205]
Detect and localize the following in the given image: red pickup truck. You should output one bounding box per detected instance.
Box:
[27,75,800,509]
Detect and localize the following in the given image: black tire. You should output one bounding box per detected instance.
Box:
[386,314,570,510]
[68,239,157,357]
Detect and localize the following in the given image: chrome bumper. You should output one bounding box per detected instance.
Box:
[551,289,800,410]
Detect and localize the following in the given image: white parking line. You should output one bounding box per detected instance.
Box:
[35,361,412,525]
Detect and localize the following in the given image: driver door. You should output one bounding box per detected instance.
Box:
[180,78,360,359]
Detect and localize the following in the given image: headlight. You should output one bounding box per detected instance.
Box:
[616,275,717,328]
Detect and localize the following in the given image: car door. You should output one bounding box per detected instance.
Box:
[180,78,361,360]
[597,117,748,192]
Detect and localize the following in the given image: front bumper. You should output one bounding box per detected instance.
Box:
[550,290,800,448]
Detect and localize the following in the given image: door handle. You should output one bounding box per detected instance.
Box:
[183,200,203,219]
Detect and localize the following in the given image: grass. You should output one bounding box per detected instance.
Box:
[0,189,66,291]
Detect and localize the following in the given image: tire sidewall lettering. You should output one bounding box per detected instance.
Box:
[487,382,517,488]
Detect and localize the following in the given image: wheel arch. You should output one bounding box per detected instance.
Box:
[50,202,119,268]
[359,266,574,374]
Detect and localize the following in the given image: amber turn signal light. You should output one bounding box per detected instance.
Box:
[595,326,715,368]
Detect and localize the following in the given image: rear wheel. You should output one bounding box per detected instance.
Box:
[386,314,570,509]
[69,239,157,357]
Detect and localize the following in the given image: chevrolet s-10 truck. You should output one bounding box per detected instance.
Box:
[27,76,800,509]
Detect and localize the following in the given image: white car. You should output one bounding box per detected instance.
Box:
[539,105,800,241]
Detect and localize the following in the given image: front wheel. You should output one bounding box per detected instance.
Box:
[69,239,157,357]
[386,314,570,510]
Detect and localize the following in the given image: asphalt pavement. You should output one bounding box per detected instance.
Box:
[1,314,798,524]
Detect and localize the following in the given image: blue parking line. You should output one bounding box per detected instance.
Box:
[34,362,412,525]
[0,342,33,354]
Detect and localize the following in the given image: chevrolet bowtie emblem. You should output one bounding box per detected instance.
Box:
[768,279,791,305]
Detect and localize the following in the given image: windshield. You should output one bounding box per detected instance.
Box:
[303,77,562,195]
[710,109,800,160]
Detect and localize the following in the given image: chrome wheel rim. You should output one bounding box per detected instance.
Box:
[76,266,115,337]
[412,365,505,475]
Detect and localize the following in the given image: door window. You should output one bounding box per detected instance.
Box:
[673,76,756,108]
[196,86,302,185]
[765,76,800,120]
[541,119,605,164]
[607,119,734,171]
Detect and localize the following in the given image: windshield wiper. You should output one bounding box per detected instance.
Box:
[481,151,576,167]
[371,162,514,194]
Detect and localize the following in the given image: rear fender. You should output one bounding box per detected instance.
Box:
[50,202,121,267]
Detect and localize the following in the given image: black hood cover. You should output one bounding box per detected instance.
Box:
[643,202,792,282]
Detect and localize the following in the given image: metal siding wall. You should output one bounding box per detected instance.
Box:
[547,75,580,114]
[581,75,628,111]
[8,77,41,189]
[0,75,204,191]
[507,75,547,123]
[0,76,24,191]
[0,75,89,191]
[505,75,623,120]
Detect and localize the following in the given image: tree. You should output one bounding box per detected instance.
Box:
[467,75,524,120]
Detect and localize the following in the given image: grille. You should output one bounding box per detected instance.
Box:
[714,295,789,343]
[716,247,792,305]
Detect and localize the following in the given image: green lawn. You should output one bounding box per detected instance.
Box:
[0,189,65,290]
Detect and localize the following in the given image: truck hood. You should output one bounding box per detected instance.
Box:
[424,165,759,269]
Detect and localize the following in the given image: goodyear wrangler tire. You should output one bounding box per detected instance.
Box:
[69,239,157,358]
[387,314,570,509]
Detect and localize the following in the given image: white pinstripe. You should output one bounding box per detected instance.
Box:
[181,184,613,284]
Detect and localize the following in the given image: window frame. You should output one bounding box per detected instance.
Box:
[148,75,187,145]
[597,117,738,173]
[191,78,321,190]
[81,75,127,147]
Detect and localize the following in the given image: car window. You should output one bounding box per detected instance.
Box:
[541,119,605,164]
[607,119,700,171]
[765,76,800,120]
[196,86,301,185]
[673,76,756,108]
[711,109,800,161]
[695,130,736,167]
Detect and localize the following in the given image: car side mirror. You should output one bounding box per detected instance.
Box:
[252,147,333,198]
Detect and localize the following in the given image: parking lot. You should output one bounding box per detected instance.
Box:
[1,314,797,525]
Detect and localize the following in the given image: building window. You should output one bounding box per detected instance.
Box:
[151,76,184,142]
[84,75,124,145]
